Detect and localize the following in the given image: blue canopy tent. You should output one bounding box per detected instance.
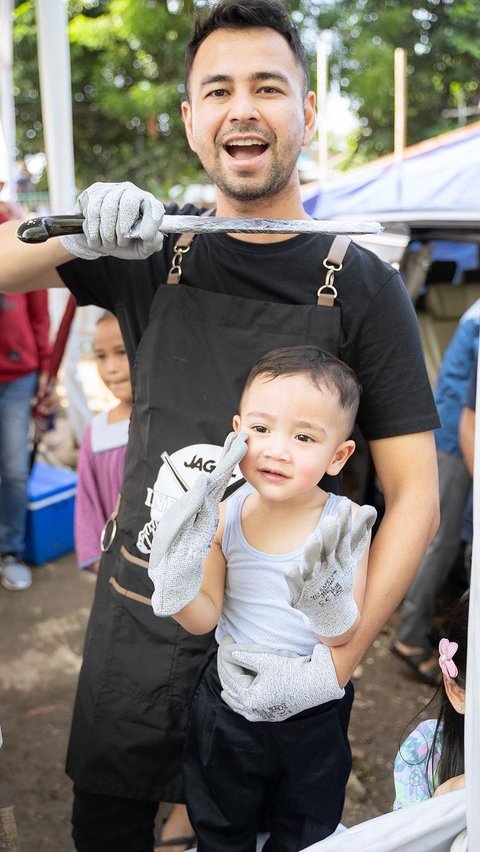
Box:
[303,121,480,218]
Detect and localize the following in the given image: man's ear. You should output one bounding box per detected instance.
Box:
[232,414,241,433]
[302,90,317,147]
[444,675,466,715]
[326,440,356,476]
[181,99,197,153]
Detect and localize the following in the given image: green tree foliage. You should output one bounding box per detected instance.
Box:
[13,0,203,197]
[299,0,480,164]
[12,0,480,193]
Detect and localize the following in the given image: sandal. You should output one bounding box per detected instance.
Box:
[390,642,442,686]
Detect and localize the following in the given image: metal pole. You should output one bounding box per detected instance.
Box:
[35,0,75,213]
[0,0,16,199]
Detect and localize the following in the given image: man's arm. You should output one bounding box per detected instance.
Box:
[0,219,72,293]
[0,182,165,295]
[459,406,475,476]
[331,430,439,685]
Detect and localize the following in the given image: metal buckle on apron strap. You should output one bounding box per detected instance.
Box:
[167,233,193,284]
[167,209,215,285]
[317,234,351,307]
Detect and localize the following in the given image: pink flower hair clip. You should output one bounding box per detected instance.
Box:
[438,638,458,679]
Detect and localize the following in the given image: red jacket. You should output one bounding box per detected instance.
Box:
[0,291,52,384]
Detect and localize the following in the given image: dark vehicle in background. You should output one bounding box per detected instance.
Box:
[344,212,480,511]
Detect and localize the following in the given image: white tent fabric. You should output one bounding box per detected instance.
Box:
[306,791,466,851]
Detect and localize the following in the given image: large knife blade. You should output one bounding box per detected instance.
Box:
[16,214,383,243]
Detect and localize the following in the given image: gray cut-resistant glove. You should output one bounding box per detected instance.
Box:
[60,181,165,260]
[285,499,377,638]
[148,431,247,617]
[217,635,344,722]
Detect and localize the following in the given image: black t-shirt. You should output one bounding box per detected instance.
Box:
[58,203,439,441]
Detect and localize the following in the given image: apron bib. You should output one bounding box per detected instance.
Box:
[67,240,347,801]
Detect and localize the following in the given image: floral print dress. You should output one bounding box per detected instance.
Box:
[393,719,443,808]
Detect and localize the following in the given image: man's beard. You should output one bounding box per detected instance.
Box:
[211,164,292,201]
[205,139,301,202]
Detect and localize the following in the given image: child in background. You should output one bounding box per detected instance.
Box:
[149,346,377,850]
[393,590,468,808]
[74,311,132,573]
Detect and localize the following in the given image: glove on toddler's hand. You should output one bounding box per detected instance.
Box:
[148,431,247,616]
[285,499,376,638]
[217,634,344,722]
[60,181,165,260]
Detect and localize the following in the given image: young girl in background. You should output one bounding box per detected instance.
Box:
[393,591,468,807]
[74,311,132,573]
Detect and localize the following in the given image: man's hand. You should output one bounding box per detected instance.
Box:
[148,432,247,616]
[60,182,165,260]
[285,499,376,638]
[217,635,344,722]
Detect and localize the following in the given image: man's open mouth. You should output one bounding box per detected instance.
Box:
[224,139,269,160]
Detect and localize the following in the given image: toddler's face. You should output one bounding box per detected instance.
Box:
[233,373,354,504]
[93,317,132,403]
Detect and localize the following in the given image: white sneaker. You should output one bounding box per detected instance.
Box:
[0,554,33,591]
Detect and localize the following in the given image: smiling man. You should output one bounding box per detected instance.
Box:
[182,26,315,207]
[0,1,440,850]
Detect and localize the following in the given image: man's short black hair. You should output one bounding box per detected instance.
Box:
[185,0,310,98]
[241,345,362,437]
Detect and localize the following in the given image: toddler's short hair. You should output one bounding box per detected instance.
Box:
[241,346,361,437]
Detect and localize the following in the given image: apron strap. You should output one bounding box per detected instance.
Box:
[167,217,351,304]
[167,209,215,284]
[317,234,351,307]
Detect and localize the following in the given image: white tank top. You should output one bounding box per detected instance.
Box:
[215,483,344,655]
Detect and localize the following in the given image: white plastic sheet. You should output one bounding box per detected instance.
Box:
[306,790,466,851]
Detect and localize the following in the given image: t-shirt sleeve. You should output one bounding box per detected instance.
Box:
[342,266,440,440]
[393,719,441,809]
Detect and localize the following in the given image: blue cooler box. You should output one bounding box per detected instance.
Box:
[24,462,78,564]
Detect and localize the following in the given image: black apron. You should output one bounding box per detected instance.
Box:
[66,235,348,802]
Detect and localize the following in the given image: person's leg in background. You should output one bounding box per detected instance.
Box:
[393,450,471,682]
[72,787,159,852]
[0,371,38,590]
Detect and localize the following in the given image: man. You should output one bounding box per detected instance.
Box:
[0,2,439,849]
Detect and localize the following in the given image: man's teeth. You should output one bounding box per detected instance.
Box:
[229,140,265,146]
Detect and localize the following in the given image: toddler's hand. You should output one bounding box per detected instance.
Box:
[285,499,376,638]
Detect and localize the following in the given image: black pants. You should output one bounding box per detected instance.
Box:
[184,654,354,852]
[71,786,159,852]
